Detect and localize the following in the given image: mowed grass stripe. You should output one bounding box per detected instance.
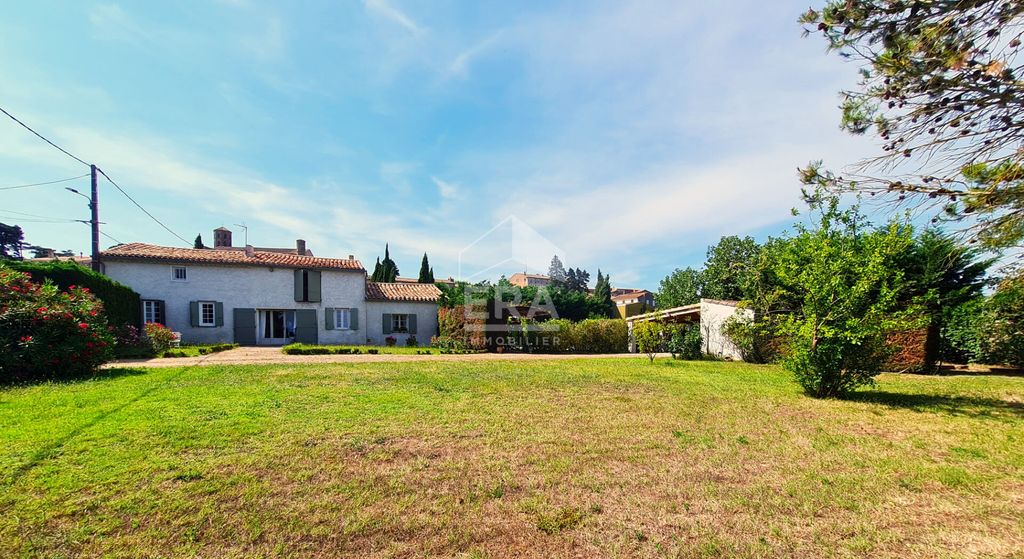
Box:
[0,359,1021,558]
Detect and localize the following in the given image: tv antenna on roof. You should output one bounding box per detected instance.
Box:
[234,223,248,246]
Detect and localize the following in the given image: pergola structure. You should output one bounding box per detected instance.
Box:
[624,299,751,360]
[626,303,701,325]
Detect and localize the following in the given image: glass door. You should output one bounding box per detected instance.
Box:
[260,310,297,344]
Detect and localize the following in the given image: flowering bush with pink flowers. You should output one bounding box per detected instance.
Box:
[0,266,115,382]
[144,322,177,354]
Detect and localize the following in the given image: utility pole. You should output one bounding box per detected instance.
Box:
[90,165,100,272]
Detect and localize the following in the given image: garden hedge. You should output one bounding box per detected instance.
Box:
[6,260,141,329]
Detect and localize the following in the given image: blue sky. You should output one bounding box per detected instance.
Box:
[0,0,878,289]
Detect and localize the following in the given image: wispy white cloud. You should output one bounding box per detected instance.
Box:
[362,0,422,34]
[431,176,458,199]
[445,31,503,80]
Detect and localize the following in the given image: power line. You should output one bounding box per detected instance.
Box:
[96,167,190,245]
[0,106,90,167]
[0,209,80,220]
[100,230,125,245]
[0,215,79,224]
[0,104,190,247]
[0,174,90,191]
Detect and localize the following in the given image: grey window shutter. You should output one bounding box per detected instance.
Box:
[324,307,335,330]
[215,302,224,327]
[189,301,199,327]
[233,308,257,345]
[408,313,417,334]
[308,271,321,302]
[350,308,359,330]
[294,309,318,344]
[157,301,166,325]
[382,313,392,334]
[294,269,304,302]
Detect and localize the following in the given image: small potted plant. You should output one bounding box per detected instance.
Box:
[385,336,397,347]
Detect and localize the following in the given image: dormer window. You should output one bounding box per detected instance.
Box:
[172,266,187,281]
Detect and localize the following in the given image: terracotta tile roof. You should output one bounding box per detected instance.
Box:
[366,281,442,302]
[101,243,364,271]
[612,290,653,301]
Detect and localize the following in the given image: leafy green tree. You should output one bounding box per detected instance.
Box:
[898,229,993,367]
[562,267,591,292]
[772,194,919,397]
[193,235,205,249]
[418,253,434,283]
[593,270,616,317]
[702,236,761,301]
[633,320,665,364]
[978,275,1024,366]
[0,223,25,259]
[942,297,985,364]
[800,1,1024,249]
[548,255,567,286]
[657,267,703,308]
[370,244,399,282]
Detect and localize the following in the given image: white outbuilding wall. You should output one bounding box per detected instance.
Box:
[699,299,754,360]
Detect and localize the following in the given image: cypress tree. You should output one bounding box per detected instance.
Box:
[594,269,615,317]
[193,234,205,249]
[371,257,382,282]
[418,253,433,283]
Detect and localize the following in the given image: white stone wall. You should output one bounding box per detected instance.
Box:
[104,260,368,345]
[365,300,440,347]
[699,299,754,360]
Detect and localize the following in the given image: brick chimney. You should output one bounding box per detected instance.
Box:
[296,239,306,255]
[214,227,232,248]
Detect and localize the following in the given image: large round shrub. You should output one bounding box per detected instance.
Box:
[0,266,115,382]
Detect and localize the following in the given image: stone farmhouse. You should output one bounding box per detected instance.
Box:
[100,228,440,346]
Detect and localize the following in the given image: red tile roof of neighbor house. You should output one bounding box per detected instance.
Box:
[612,289,653,301]
[101,243,364,271]
[366,281,442,302]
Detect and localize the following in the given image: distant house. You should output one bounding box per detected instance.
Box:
[612,288,655,318]
[508,273,551,288]
[101,228,440,346]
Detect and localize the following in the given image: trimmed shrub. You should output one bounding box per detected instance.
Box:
[6,260,141,329]
[504,317,628,354]
[0,266,115,382]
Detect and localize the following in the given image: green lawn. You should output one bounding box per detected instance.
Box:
[1,360,1021,558]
